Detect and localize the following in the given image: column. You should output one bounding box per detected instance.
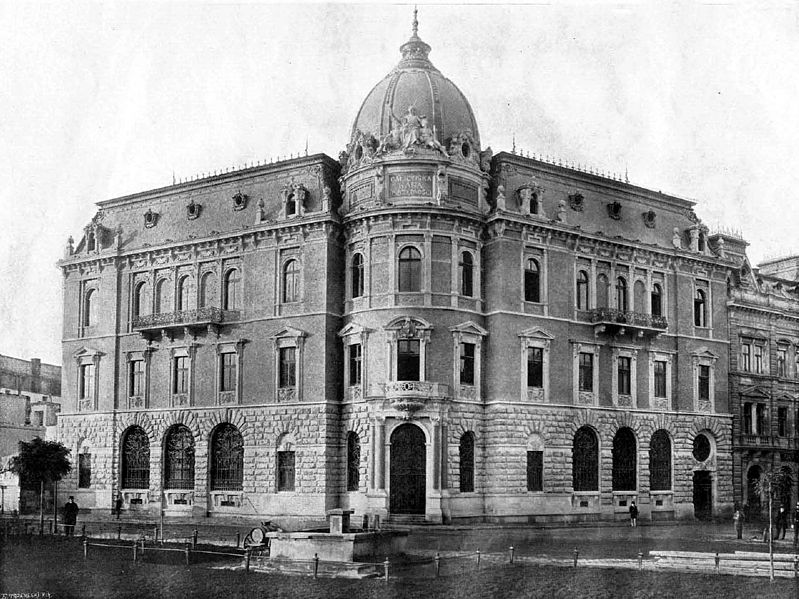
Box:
[376,419,386,490]
[432,420,440,491]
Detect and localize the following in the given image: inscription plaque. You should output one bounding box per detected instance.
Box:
[449,177,478,205]
[349,180,374,203]
[388,172,433,198]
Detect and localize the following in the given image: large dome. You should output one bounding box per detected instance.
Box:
[350,14,480,150]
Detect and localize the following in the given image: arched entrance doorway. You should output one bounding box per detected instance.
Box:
[389,424,426,515]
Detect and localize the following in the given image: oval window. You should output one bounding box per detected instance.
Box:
[692,435,711,462]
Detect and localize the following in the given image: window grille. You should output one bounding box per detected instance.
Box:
[527,450,543,492]
[612,428,637,491]
[210,424,243,491]
[347,432,360,492]
[164,425,194,490]
[459,432,475,492]
[277,451,295,491]
[121,426,150,489]
[572,427,598,491]
[649,430,671,491]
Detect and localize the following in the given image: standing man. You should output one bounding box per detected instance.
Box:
[629,501,638,527]
[114,493,123,520]
[776,504,788,540]
[733,505,744,539]
[63,496,79,536]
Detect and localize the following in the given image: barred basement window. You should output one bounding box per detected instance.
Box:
[459,432,475,492]
[347,432,360,492]
[78,452,91,489]
[527,450,543,492]
[572,426,598,492]
[121,426,150,489]
[277,451,295,491]
[210,424,244,491]
[164,425,194,490]
[612,428,637,491]
[649,430,671,491]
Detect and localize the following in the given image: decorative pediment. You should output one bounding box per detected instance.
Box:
[72,346,105,364]
[271,326,307,340]
[338,322,371,338]
[385,316,433,332]
[739,329,768,341]
[692,347,719,361]
[739,385,771,400]
[775,392,795,403]
[449,321,488,337]
[518,327,554,340]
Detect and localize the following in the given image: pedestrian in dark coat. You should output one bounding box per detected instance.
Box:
[114,494,123,520]
[629,501,638,527]
[777,504,788,540]
[63,496,79,536]
[733,507,744,539]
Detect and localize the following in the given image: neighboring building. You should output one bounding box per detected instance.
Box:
[55,15,739,524]
[0,355,62,512]
[728,255,799,514]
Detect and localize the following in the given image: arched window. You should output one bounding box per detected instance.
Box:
[398,247,422,292]
[694,289,707,327]
[460,252,474,297]
[347,432,360,492]
[351,254,364,298]
[210,424,243,491]
[199,272,214,308]
[133,282,148,319]
[596,274,609,309]
[572,426,598,491]
[576,270,589,310]
[164,425,194,490]
[651,284,663,317]
[612,427,637,491]
[633,280,646,313]
[524,258,541,303]
[277,435,296,492]
[286,192,296,217]
[224,269,240,310]
[649,430,671,491]
[177,276,191,312]
[121,426,150,489]
[154,279,167,314]
[616,277,628,312]
[283,260,300,303]
[83,289,96,327]
[459,432,475,492]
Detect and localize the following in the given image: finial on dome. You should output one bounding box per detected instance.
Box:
[412,6,419,37]
[399,5,432,66]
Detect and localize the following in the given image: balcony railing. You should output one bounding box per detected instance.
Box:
[132,307,239,336]
[736,434,799,449]
[376,381,451,413]
[588,308,667,336]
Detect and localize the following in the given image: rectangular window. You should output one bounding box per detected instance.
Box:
[277,451,295,491]
[79,364,95,400]
[754,345,764,374]
[741,343,751,372]
[743,403,753,435]
[397,339,420,382]
[778,348,787,378]
[527,347,543,388]
[279,347,296,388]
[459,342,475,385]
[349,344,362,386]
[526,451,543,492]
[173,356,189,394]
[129,360,144,397]
[778,407,788,437]
[220,353,237,392]
[654,360,667,398]
[578,352,593,392]
[78,453,91,488]
[756,404,767,435]
[698,365,710,401]
[617,356,631,396]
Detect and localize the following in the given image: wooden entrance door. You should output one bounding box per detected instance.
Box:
[693,471,713,520]
[389,424,426,515]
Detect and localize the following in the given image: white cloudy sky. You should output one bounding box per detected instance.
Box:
[1,2,798,365]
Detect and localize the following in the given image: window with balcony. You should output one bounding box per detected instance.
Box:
[460,251,474,297]
[694,289,707,327]
[616,277,628,311]
[596,274,609,309]
[527,347,543,389]
[133,282,148,320]
[459,342,475,385]
[651,283,663,317]
[756,404,767,435]
[154,279,167,314]
[743,403,753,434]
[199,272,213,308]
[524,258,541,303]
[177,276,191,312]
[654,360,667,398]
[224,268,240,309]
[398,246,422,292]
[351,253,364,298]
[220,352,237,392]
[579,352,594,392]
[618,356,631,396]
[279,347,296,388]
[397,339,420,381]
[576,270,589,310]
[778,407,788,437]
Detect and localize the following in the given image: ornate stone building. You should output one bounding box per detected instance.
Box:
[728,255,799,514]
[56,15,738,524]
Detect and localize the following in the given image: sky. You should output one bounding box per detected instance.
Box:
[1,1,798,366]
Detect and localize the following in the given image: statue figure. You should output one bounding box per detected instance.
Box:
[338,150,349,169]
[115,225,123,249]
[255,197,266,224]
[716,236,726,258]
[436,166,447,205]
[419,116,446,153]
[392,105,423,150]
[496,185,507,211]
[66,236,74,257]
[556,199,567,223]
[672,227,682,248]
[479,147,493,172]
